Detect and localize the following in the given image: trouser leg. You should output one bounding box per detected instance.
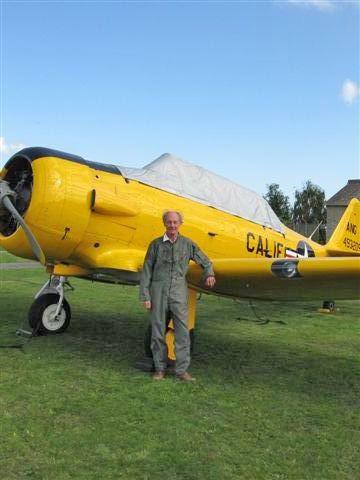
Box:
[150,292,168,372]
[170,300,190,375]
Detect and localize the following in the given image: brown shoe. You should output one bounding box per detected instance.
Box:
[152,371,165,381]
[176,372,196,382]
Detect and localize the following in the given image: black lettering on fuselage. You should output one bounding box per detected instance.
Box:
[264,238,272,258]
[347,222,357,235]
[247,232,255,252]
[256,236,264,255]
[246,232,284,258]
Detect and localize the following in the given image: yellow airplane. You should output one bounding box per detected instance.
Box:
[0,147,359,359]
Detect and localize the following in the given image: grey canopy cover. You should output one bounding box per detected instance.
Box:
[118,154,284,233]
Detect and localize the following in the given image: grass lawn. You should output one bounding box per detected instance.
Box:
[0,267,359,479]
[0,246,31,264]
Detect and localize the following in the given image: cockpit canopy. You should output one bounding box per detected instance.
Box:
[119,153,284,233]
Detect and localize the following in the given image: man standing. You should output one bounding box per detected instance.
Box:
[140,211,216,382]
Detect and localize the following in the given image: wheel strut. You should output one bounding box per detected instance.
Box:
[35,275,73,321]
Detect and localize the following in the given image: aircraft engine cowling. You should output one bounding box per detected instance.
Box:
[0,148,92,263]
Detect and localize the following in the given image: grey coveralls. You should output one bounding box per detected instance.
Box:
[139,234,214,374]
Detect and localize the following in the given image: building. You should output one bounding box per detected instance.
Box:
[326,179,360,238]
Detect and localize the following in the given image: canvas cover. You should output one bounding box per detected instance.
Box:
[118,154,284,233]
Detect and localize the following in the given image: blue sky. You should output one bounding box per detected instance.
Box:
[1,0,359,202]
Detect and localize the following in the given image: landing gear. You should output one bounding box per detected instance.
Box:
[28,275,73,334]
[322,300,336,312]
[29,294,71,334]
[318,300,336,314]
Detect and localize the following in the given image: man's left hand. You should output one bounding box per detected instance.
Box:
[205,275,216,288]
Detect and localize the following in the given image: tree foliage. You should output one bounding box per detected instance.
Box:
[293,180,326,225]
[264,183,293,225]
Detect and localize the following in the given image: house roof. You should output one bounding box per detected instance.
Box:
[326,179,360,206]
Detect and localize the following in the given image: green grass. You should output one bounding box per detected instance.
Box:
[0,267,359,479]
[0,246,31,263]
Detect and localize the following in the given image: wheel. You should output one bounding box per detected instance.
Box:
[144,325,195,357]
[322,300,335,312]
[28,293,71,335]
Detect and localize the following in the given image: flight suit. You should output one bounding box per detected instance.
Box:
[140,234,214,374]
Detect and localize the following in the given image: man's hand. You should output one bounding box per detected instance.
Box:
[142,300,152,310]
[205,275,216,288]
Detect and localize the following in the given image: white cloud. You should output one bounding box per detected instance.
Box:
[287,0,336,12]
[0,137,26,155]
[341,80,360,104]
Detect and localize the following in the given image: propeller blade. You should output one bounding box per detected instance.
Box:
[2,195,46,265]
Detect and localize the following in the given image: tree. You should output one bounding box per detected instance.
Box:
[293,180,327,243]
[293,180,326,225]
[264,183,293,225]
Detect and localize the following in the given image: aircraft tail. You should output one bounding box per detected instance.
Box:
[326,198,360,256]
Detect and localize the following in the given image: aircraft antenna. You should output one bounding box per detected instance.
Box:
[308,221,323,241]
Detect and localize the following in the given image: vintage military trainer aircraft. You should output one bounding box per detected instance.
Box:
[0,147,359,359]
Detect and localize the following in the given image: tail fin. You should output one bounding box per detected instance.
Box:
[326,198,360,256]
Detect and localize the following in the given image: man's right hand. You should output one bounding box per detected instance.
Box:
[142,300,152,310]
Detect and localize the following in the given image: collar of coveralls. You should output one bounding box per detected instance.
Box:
[163,232,179,244]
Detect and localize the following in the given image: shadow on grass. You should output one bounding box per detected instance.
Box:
[1,280,358,402]
[21,304,358,401]
[195,330,359,396]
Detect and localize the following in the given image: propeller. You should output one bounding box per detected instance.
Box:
[0,179,46,265]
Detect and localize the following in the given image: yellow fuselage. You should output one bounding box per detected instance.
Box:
[4,150,359,302]
[0,154,326,273]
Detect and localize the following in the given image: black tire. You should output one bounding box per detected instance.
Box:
[322,300,335,311]
[144,325,194,357]
[28,293,71,335]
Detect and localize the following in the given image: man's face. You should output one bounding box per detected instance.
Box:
[164,212,181,237]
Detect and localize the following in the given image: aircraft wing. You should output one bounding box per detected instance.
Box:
[49,248,146,285]
[187,257,360,301]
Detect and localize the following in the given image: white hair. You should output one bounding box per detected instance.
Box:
[162,210,183,224]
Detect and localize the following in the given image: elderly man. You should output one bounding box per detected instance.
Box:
[140,211,216,382]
